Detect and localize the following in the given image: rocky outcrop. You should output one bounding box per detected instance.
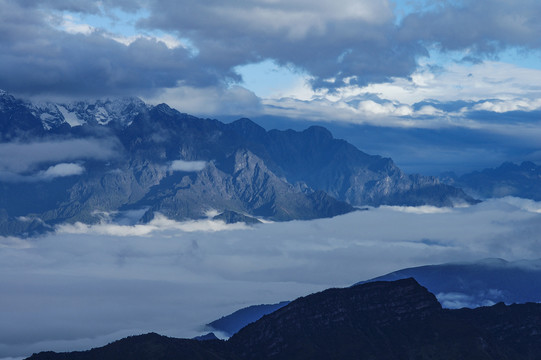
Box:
[0,92,476,236]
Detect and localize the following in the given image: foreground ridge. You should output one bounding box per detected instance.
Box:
[26,278,541,360]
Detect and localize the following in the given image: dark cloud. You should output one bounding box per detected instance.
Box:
[16,0,145,15]
[0,0,223,98]
[0,0,427,97]
[400,0,541,55]
[138,0,425,89]
[3,0,541,101]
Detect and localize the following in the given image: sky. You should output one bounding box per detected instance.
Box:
[2,0,541,173]
[2,197,541,359]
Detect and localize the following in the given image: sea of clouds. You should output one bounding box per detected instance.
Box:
[2,197,541,359]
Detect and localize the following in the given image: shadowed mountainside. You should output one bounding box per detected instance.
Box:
[26,278,541,360]
[0,92,476,236]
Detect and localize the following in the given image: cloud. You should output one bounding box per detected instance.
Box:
[0,0,221,99]
[37,163,85,179]
[381,205,454,214]
[137,0,421,89]
[145,85,262,117]
[56,213,250,237]
[0,138,119,181]
[3,198,541,358]
[400,0,541,55]
[3,0,541,115]
[0,0,423,99]
[169,160,207,172]
[436,292,497,309]
[259,59,541,145]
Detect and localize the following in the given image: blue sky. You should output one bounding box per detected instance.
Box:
[2,0,541,173]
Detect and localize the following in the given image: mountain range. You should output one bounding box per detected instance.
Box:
[207,258,541,337]
[443,161,541,200]
[25,278,541,360]
[0,91,477,236]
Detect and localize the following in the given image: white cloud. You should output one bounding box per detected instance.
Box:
[56,213,250,237]
[255,60,541,131]
[381,205,454,214]
[169,160,207,172]
[57,14,95,35]
[3,198,541,358]
[473,98,541,113]
[436,292,496,309]
[145,85,262,117]
[0,236,32,249]
[363,61,541,106]
[0,139,118,174]
[0,139,118,182]
[499,196,541,213]
[38,163,85,180]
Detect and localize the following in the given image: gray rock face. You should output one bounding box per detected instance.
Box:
[0,91,475,236]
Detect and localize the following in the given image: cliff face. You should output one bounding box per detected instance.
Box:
[25,278,541,360]
[1,92,477,237]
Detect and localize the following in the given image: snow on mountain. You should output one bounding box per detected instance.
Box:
[28,96,149,129]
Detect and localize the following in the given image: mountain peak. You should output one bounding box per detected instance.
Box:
[302,125,333,140]
[151,103,177,115]
[25,277,541,360]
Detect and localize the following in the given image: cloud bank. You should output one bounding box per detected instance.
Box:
[4,0,541,100]
[2,197,541,359]
[0,138,119,182]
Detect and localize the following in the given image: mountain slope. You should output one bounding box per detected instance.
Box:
[359,258,541,308]
[207,258,541,336]
[26,279,541,360]
[0,92,475,236]
[446,161,541,200]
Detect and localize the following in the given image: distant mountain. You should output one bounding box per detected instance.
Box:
[207,301,290,337]
[444,161,541,200]
[26,279,541,360]
[207,258,541,337]
[0,91,476,236]
[359,258,541,308]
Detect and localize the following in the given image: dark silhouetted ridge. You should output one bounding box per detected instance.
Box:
[26,278,541,360]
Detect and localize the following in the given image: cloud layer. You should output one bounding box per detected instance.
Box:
[2,197,541,359]
[4,0,541,100]
[0,138,119,182]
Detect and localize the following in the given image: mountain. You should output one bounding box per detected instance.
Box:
[0,91,476,236]
[444,161,541,200]
[207,301,290,337]
[25,278,541,360]
[207,258,541,336]
[359,258,541,308]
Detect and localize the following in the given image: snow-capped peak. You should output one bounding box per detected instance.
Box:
[29,97,149,129]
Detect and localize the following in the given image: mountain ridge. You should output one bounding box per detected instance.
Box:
[25,278,541,360]
[444,161,541,200]
[0,91,476,236]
